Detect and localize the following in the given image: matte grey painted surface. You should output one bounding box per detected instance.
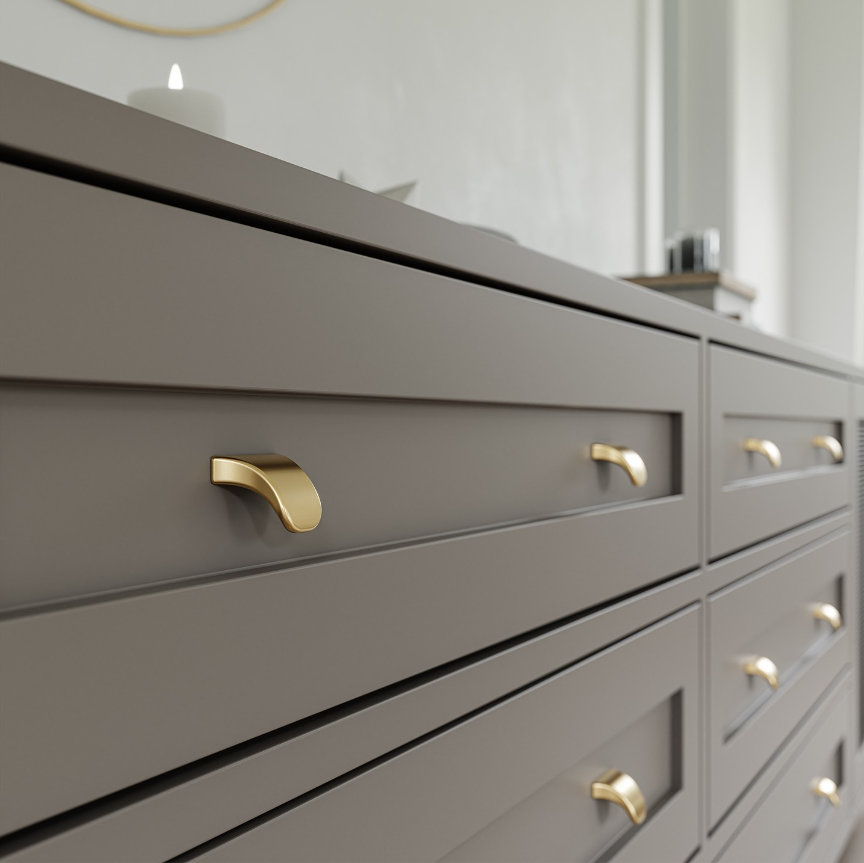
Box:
[0,502,698,836]
[0,383,682,609]
[722,417,843,482]
[716,691,849,863]
[0,164,700,409]
[694,676,849,863]
[188,608,700,863]
[708,531,850,824]
[0,572,703,863]
[440,697,678,862]
[705,514,850,595]
[0,62,860,381]
[709,344,850,559]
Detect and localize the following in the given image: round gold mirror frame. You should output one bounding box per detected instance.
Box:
[55,0,289,37]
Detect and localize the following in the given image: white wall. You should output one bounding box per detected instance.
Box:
[731,0,791,340]
[675,0,732,259]
[668,0,863,358]
[668,0,793,339]
[0,0,655,277]
[665,0,789,337]
[3,0,860,360]
[788,0,864,363]
[857,4,864,365]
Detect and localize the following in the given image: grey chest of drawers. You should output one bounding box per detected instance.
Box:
[0,63,862,863]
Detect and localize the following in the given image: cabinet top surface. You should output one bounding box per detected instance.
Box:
[1,62,860,381]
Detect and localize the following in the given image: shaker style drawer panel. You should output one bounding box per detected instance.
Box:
[0,576,701,862]
[439,697,680,863]
[708,531,849,824]
[722,416,844,482]
[0,383,689,610]
[0,521,698,837]
[187,607,699,863]
[0,164,699,611]
[709,345,849,559]
[716,689,849,863]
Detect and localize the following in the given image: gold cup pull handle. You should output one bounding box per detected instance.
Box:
[811,777,841,807]
[744,656,780,690]
[812,435,844,463]
[211,454,322,533]
[743,438,782,468]
[812,603,842,632]
[590,443,648,487]
[591,769,647,825]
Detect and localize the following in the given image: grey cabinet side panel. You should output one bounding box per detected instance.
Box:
[854,383,864,788]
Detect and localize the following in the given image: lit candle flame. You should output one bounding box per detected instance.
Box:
[168,64,184,90]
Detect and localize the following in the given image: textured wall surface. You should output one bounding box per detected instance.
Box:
[788,0,864,362]
[0,0,648,276]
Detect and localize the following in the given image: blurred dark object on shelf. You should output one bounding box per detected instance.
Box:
[666,228,720,273]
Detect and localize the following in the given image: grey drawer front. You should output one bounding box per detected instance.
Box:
[710,345,849,559]
[0,575,701,862]
[0,533,698,837]
[0,164,698,406]
[440,696,678,863]
[716,690,850,863]
[708,532,849,824]
[187,607,699,863]
[0,383,685,610]
[0,164,698,610]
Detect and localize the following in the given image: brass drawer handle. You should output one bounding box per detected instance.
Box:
[590,443,648,487]
[811,777,841,807]
[812,603,842,631]
[211,454,322,533]
[743,438,782,468]
[591,769,646,825]
[743,656,780,690]
[812,435,844,463]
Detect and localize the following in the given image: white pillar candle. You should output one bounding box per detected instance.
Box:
[127,64,225,137]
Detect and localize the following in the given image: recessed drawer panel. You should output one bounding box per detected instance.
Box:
[710,345,849,559]
[186,607,700,863]
[708,531,849,824]
[440,696,679,863]
[0,383,686,610]
[722,416,843,482]
[716,689,849,863]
